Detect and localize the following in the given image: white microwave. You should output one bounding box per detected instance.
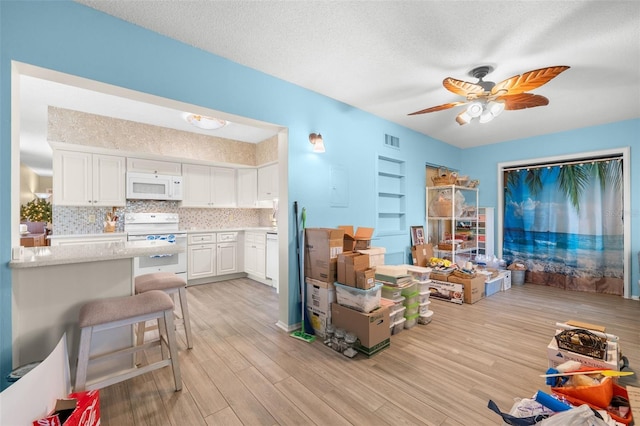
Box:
[126,172,183,200]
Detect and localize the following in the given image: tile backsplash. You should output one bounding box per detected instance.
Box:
[53,201,273,235]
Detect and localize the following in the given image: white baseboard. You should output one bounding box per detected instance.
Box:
[276,320,299,332]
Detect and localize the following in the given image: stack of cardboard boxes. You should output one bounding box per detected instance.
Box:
[305,227,391,357]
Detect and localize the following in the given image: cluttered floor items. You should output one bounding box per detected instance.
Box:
[488,321,636,425]
[303,227,435,359]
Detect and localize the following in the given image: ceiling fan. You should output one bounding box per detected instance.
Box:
[409,65,570,125]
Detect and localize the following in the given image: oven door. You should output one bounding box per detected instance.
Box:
[129,233,187,278]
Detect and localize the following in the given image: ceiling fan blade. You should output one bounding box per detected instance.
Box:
[443,78,485,98]
[491,66,570,96]
[408,101,467,115]
[498,93,549,110]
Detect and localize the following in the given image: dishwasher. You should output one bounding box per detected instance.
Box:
[266,232,278,292]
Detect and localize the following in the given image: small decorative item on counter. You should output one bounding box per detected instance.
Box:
[104,208,119,233]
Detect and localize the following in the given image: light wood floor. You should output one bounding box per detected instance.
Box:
[100,279,640,425]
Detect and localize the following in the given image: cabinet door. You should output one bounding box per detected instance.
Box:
[53,150,92,206]
[257,164,278,201]
[188,244,216,279]
[126,157,181,175]
[182,163,212,207]
[236,168,258,207]
[211,167,237,207]
[217,242,237,275]
[92,154,126,206]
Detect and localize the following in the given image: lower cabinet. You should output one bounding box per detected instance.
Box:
[187,233,216,280]
[244,231,266,280]
[188,231,239,281]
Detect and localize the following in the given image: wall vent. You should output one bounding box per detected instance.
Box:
[384,134,400,149]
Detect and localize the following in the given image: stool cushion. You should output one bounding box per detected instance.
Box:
[79,290,174,328]
[135,272,187,294]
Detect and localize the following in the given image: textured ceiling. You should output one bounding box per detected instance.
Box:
[72,0,640,148]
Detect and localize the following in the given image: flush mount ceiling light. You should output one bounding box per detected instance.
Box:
[309,133,325,153]
[34,192,51,199]
[183,113,228,130]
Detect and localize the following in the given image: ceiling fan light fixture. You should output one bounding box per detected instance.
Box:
[479,109,495,124]
[487,100,505,116]
[456,111,471,125]
[466,102,483,118]
[184,113,228,130]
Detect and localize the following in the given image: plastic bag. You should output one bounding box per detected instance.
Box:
[539,404,615,426]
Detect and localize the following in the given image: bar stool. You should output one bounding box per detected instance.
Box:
[134,272,193,350]
[74,290,182,392]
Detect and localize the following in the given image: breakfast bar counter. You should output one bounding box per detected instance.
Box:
[9,240,184,382]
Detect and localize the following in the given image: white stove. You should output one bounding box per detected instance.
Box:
[124,213,187,279]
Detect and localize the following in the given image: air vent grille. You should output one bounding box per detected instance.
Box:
[384,134,400,149]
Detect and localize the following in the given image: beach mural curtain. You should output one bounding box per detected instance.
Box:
[503,158,624,295]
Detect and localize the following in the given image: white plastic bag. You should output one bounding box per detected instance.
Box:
[539,404,615,426]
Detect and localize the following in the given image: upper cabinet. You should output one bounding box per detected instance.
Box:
[237,168,258,208]
[257,163,278,201]
[126,157,182,175]
[181,163,236,208]
[53,150,126,206]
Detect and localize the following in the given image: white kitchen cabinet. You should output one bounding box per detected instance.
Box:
[217,232,238,275]
[257,163,278,201]
[244,231,266,280]
[187,233,216,280]
[126,157,182,175]
[182,163,237,208]
[53,150,126,206]
[236,168,258,208]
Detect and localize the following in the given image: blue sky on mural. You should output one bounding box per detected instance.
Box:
[504,166,623,236]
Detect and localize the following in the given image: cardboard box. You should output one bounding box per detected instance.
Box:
[306,278,336,315]
[427,280,463,304]
[338,226,375,251]
[331,303,390,356]
[357,247,385,267]
[448,274,486,304]
[547,333,619,370]
[356,268,376,290]
[411,243,433,267]
[430,271,451,282]
[337,252,358,285]
[304,228,344,282]
[307,306,330,338]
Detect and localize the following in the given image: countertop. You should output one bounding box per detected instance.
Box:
[183,227,277,234]
[48,232,128,240]
[9,240,183,269]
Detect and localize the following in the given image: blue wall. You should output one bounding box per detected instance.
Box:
[1,1,637,388]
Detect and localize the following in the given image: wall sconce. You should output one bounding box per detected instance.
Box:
[309,133,325,153]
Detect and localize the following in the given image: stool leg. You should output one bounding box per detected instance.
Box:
[135,321,146,366]
[163,309,182,391]
[178,287,193,349]
[75,326,93,392]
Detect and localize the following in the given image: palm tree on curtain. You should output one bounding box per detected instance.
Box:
[506,159,622,213]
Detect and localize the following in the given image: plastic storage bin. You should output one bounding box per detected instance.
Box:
[400,282,418,296]
[381,285,403,299]
[418,301,431,314]
[390,306,406,323]
[404,302,419,317]
[392,318,406,335]
[415,280,432,293]
[404,313,419,329]
[334,282,382,313]
[418,310,434,325]
[403,291,419,306]
[418,291,430,304]
[406,265,432,281]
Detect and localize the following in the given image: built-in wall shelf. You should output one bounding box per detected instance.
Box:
[376,155,406,236]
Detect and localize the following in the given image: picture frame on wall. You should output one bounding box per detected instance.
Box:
[411,225,425,246]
